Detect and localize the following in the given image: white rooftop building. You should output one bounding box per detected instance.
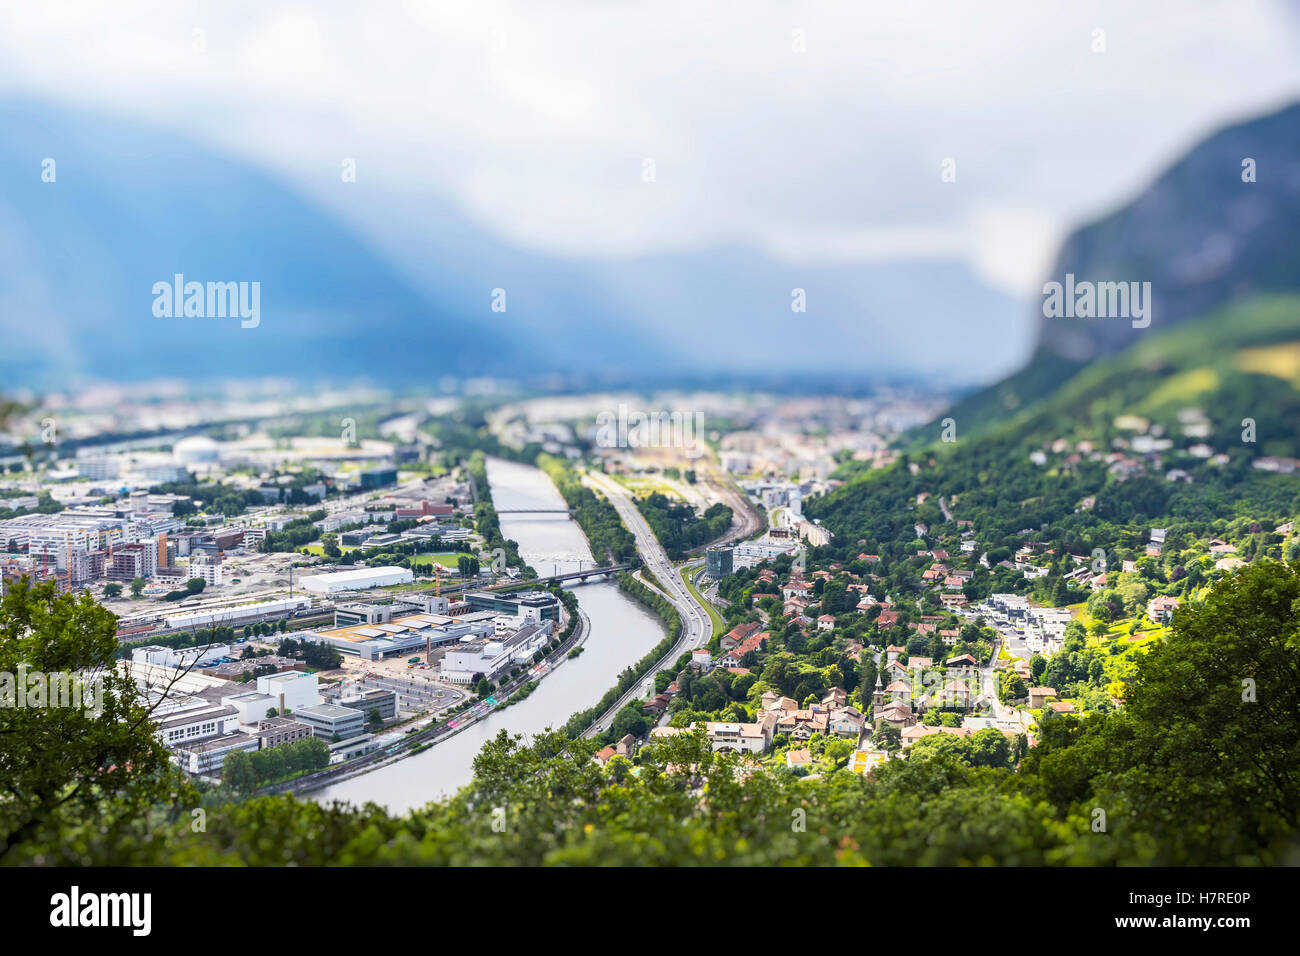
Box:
[298,566,414,594]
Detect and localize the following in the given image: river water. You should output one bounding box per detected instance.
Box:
[312,456,663,813]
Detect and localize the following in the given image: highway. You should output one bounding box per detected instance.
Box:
[580,469,717,737]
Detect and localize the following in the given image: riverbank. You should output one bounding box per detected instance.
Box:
[308,456,665,810]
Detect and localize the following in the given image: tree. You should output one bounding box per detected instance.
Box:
[875,724,902,752]
[0,579,174,861]
[1116,578,1148,617]
[298,736,330,771]
[1030,653,1047,681]
[185,577,206,594]
[129,576,146,598]
[1022,561,1300,865]
[221,750,257,794]
[366,708,384,732]
[102,583,122,598]
[610,701,649,741]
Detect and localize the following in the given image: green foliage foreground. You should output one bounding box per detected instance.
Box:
[3,562,1298,865]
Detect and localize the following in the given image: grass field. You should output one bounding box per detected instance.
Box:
[681,564,726,637]
[408,554,463,571]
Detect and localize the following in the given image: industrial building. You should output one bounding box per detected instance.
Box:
[463,590,560,622]
[293,703,366,740]
[297,565,413,594]
[340,689,397,721]
[439,620,554,685]
[296,611,495,661]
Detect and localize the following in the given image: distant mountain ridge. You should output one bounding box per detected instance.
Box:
[0,102,533,388]
[0,101,1027,389]
[932,100,1300,438]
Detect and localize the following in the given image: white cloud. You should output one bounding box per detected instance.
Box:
[0,0,1297,296]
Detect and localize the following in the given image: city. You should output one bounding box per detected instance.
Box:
[0,0,1296,936]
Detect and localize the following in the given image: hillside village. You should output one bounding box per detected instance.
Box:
[592,420,1300,779]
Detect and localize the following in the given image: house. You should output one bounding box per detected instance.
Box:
[705,719,773,754]
[816,614,836,631]
[941,679,973,709]
[786,748,813,769]
[883,680,912,704]
[759,692,799,715]
[946,654,979,678]
[821,687,848,708]
[829,706,866,738]
[778,710,828,740]
[720,621,762,652]
[1028,687,1057,709]
[877,610,899,629]
[594,745,617,766]
[782,581,811,601]
[734,632,768,660]
[616,733,636,757]
[874,701,916,731]
[1146,594,1180,625]
[1047,701,1076,714]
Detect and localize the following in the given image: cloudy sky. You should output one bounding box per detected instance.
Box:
[2,0,1299,300]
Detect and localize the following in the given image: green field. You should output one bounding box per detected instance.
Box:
[408,554,463,571]
[681,564,726,637]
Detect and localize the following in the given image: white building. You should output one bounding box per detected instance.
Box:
[221,691,280,725]
[174,733,258,776]
[188,554,223,587]
[439,621,552,685]
[256,671,320,714]
[704,720,772,754]
[298,566,414,594]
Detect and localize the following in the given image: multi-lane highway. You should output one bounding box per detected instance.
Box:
[581,469,717,736]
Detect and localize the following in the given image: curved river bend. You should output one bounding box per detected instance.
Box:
[313,456,663,813]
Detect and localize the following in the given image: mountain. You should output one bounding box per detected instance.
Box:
[0,102,546,389]
[327,185,1031,384]
[0,101,1027,389]
[932,100,1300,439]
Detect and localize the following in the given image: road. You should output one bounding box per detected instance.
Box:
[581,469,717,737]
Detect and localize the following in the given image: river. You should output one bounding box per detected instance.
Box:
[312,456,664,813]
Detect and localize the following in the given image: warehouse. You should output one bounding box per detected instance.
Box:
[297,566,413,594]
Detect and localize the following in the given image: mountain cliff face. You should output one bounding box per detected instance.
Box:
[1038,101,1300,364]
[933,100,1300,437]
